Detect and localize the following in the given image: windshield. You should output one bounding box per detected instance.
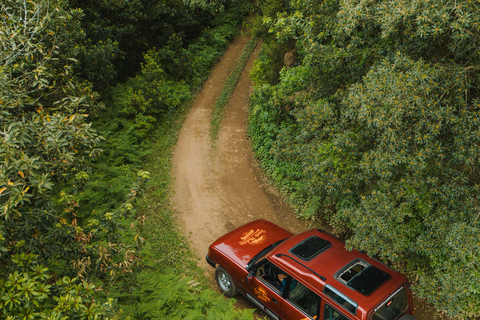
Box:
[372,287,408,320]
[246,239,286,270]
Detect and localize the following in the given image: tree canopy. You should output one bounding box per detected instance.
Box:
[249,0,480,317]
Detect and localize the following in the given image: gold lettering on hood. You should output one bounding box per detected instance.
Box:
[240,229,267,246]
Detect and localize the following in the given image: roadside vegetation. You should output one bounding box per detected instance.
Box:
[0,0,254,318]
[3,0,479,318]
[248,0,480,318]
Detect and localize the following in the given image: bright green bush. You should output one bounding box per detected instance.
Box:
[0,253,114,320]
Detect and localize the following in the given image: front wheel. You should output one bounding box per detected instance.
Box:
[215,266,238,297]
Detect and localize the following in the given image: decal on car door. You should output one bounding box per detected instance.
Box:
[254,286,271,303]
[246,293,279,320]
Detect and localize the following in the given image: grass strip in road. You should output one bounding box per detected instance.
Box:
[210,37,260,141]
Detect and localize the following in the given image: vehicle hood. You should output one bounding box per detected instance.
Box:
[210,219,293,268]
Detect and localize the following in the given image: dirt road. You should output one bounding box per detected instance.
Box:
[171,35,443,320]
[172,34,307,272]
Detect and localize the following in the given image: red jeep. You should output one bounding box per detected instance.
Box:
[206,219,417,320]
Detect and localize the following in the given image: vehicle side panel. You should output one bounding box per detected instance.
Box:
[246,277,284,320]
[208,246,249,296]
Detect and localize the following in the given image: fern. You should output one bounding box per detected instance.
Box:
[120,271,254,320]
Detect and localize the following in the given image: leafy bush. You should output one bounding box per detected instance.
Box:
[0,0,103,275]
[0,253,114,320]
[111,52,192,132]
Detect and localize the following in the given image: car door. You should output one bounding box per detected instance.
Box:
[322,302,352,320]
[281,278,321,320]
[245,260,287,320]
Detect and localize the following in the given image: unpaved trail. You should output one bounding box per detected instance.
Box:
[171,34,442,320]
[172,34,307,272]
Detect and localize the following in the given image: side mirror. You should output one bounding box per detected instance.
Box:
[246,270,255,283]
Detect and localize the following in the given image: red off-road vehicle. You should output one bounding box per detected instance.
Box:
[206,219,417,320]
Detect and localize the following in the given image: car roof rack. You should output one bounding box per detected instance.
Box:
[275,253,326,281]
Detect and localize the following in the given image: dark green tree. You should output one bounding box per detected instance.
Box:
[67,0,236,88]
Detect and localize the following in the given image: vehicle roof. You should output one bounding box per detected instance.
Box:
[268,229,408,318]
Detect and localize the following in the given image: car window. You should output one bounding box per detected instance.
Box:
[324,285,357,315]
[324,304,350,320]
[372,287,408,320]
[335,259,391,296]
[286,280,320,318]
[255,260,287,293]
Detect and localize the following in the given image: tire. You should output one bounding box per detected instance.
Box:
[215,266,238,297]
[399,314,417,320]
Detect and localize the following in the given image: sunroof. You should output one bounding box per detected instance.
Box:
[290,236,331,261]
[336,260,391,296]
[347,265,391,295]
[334,259,390,296]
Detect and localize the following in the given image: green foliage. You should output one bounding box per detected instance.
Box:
[1,0,254,317]
[339,54,480,317]
[121,271,254,320]
[0,112,101,218]
[0,253,114,320]
[183,0,227,13]
[76,40,124,90]
[0,0,145,317]
[0,0,96,115]
[112,52,192,132]
[249,0,297,85]
[337,0,480,62]
[249,40,286,85]
[249,0,480,317]
[0,0,102,273]
[68,0,250,87]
